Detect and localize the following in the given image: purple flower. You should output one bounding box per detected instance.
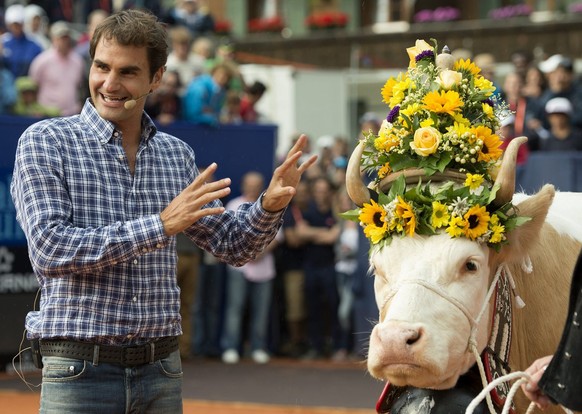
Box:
[482,98,495,108]
[415,50,435,63]
[387,106,400,123]
[414,10,433,23]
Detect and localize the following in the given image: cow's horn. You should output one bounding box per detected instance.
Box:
[492,136,528,206]
[346,141,371,207]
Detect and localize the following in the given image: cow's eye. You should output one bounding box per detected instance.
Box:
[465,261,478,272]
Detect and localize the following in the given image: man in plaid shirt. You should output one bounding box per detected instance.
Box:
[10,9,315,413]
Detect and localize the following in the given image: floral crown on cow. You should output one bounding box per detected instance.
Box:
[343,39,530,251]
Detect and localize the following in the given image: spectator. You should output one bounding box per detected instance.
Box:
[192,167,225,359]
[359,112,381,139]
[498,114,529,165]
[12,76,60,118]
[509,49,533,81]
[144,70,182,125]
[0,44,17,114]
[122,0,163,17]
[297,176,341,359]
[24,4,50,50]
[2,4,43,78]
[473,52,502,99]
[333,187,359,362]
[182,62,233,125]
[166,25,205,96]
[278,179,311,358]
[529,54,582,131]
[240,80,267,123]
[220,90,243,124]
[221,172,282,365]
[176,232,202,360]
[531,97,582,152]
[29,20,84,116]
[501,71,532,139]
[191,35,214,69]
[522,64,547,100]
[167,0,215,39]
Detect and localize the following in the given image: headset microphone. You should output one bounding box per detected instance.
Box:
[124,92,151,110]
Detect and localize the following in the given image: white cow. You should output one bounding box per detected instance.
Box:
[346,138,582,413]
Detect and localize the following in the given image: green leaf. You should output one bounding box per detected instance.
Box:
[340,209,361,221]
[388,175,406,200]
[389,153,418,171]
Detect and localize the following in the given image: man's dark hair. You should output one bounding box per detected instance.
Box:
[89,9,169,79]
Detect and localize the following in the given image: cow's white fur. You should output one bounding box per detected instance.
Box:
[366,187,582,413]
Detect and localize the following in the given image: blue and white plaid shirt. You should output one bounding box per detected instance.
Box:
[11,101,283,345]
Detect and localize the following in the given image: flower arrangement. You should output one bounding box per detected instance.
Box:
[342,39,530,250]
[248,16,285,33]
[414,7,461,23]
[305,11,349,29]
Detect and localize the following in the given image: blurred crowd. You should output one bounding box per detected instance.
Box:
[178,130,379,365]
[0,0,268,126]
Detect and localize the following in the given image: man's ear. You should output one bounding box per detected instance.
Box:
[151,67,165,91]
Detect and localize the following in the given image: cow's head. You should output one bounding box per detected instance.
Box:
[346,137,555,390]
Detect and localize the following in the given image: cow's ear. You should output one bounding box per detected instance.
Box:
[496,184,555,263]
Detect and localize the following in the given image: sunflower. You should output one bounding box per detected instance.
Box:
[481,102,494,119]
[378,163,392,179]
[473,126,503,163]
[381,77,397,105]
[453,58,481,77]
[390,75,412,107]
[431,201,450,228]
[489,224,506,244]
[359,199,388,244]
[422,90,463,117]
[474,76,495,96]
[446,215,466,238]
[393,196,417,236]
[464,173,484,191]
[462,204,490,240]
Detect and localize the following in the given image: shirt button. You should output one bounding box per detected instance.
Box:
[565,352,572,359]
[133,259,138,265]
[118,155,124,161]
[132,296,137,302]
[557,383,566,390]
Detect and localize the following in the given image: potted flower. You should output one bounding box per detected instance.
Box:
[214,19,232,35]
[248,16,285,33]
[305,11,349,30]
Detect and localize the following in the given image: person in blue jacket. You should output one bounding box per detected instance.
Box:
[182,62,233,126]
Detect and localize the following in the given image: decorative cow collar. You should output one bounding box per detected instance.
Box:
[375,266,515,414]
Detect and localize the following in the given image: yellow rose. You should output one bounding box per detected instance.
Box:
[437,70,462,90]
[410,126,441,157]
[406,39,433,68]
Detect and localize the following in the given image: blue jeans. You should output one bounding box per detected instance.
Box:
[221,267,273,352]
[40,350,182,413]
[193,262,225,356]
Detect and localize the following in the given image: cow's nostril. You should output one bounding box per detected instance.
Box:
[405,329,421,345]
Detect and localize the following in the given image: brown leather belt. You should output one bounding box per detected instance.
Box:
[39,336,179,367]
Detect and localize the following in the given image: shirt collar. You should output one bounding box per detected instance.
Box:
[80,99,158,144]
